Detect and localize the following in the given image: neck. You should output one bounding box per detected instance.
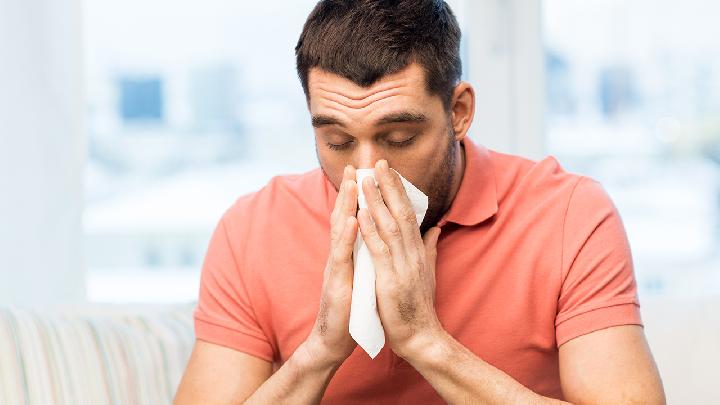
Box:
[444,139,466,214]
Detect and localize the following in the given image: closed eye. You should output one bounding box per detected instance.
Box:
[324,133,417,151]
[326,140,354,151]
[387,136,416,148]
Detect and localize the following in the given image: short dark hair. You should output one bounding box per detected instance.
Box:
[295,0,462,111]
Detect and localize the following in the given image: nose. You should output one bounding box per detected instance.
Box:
[352,141,384,171]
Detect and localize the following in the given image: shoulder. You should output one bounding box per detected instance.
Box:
[488,150,588,210]
[487,150,621,232]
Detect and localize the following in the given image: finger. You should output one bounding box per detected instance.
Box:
[422,226,442,262]
[327,216,357,296]
[330,179,348,245]
[331,166,351,217]
[341,173,357,221]
[357,208,394,273]
[361,175,405,257]
[345,165,357,187]
[331,216,358,270]
[374,159,423,250]
[338,167,357,248]
[330,166,354,244]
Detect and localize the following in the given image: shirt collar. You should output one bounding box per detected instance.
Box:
[322,136,498,227]
[437,136,498,227]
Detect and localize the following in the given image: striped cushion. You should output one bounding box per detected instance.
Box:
[0,303,195,405]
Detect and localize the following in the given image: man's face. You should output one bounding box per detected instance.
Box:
[307,62,458,232]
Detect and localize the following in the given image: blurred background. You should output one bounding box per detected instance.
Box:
[1,0,718,403]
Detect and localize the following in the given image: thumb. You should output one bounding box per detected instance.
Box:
[422,226,441,260]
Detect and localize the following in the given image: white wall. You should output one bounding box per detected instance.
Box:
[465,0,546,160]
[0,0,85,306]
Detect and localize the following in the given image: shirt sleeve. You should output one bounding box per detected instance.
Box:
[193,208,275,362]
[555,176,643,347]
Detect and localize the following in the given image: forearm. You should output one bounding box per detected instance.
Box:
[404,330,570,405]
[244,339,341,405]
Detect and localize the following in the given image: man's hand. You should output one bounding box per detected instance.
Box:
[357,159,444,360]
[305,164,359,366]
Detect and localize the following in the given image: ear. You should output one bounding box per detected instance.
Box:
[449,82,475,142]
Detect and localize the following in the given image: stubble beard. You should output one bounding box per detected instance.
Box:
[419,126,458,235]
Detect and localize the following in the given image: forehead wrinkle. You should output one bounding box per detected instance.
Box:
[308,62,427,99]
[321,94,416,121]
[314,76,410,100]
[316,94,422,130]
[315,100,352,124]
[316,87,407,110]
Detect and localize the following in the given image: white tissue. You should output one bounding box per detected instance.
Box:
[349,168,428,359]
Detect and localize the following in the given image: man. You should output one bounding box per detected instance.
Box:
[174,1,666,403]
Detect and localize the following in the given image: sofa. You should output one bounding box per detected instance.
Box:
[0,303,195,405]
[1,296,719,403]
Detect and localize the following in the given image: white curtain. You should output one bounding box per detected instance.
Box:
[0,0,85,306]
[465,0,545,159]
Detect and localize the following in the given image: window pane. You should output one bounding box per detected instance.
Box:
[118,77,164,122]
[544,0,720,297]
[83,1,324,302]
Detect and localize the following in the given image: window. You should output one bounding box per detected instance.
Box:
[118,77,164,123]
[83,1,319,302]
[543,0,720,297]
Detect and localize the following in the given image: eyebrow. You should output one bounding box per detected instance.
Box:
[311,111,428,128]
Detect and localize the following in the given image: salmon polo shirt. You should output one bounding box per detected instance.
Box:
[193,136,643,403]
